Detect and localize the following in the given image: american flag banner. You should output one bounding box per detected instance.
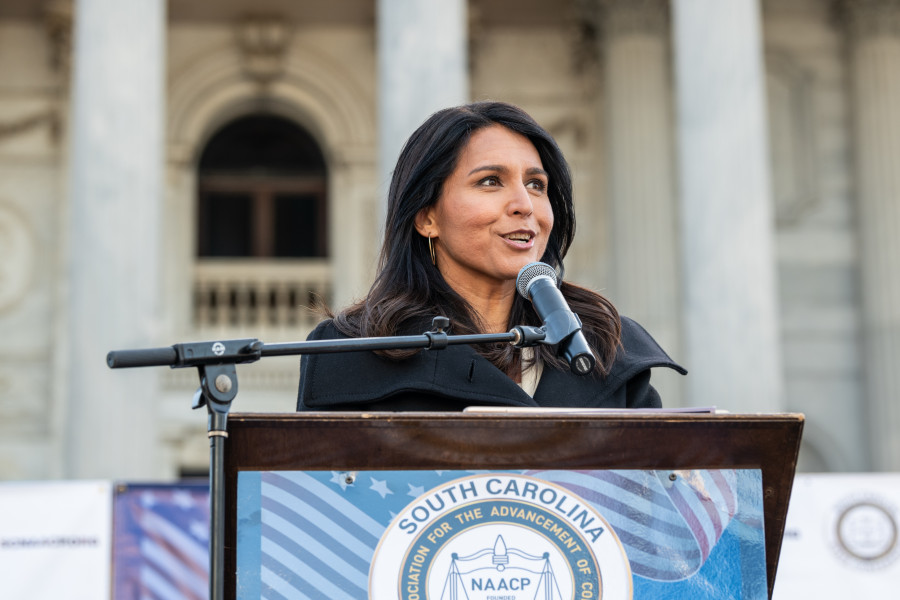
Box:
[243,470,394,597]
[236,469,765,599]
[525,469,741,581]
[113,482,210,600]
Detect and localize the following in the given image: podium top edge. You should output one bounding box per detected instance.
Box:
[228,411,805,422]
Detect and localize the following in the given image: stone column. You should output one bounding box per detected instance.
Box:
[601,0,683,406]
[671,0,783,411]
[376,0,468,221]
[65,0,165,478]
[846,0,900,471]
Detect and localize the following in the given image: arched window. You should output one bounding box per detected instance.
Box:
[197,114,327,258]
[192,115,330,333]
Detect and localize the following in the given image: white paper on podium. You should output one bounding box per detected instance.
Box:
[0,480,112,600]
[773,473,900,599]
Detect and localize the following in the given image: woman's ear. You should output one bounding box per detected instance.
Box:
[414,206,438,238]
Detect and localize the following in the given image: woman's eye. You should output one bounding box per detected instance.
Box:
[527,179,547,192]
[478,176,501,187]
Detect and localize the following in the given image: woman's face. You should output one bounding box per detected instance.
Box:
[416,125,554,294]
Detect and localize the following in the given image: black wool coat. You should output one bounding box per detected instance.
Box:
[296,316,686,412]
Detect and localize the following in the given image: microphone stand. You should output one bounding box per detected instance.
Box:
[106,317,546,600]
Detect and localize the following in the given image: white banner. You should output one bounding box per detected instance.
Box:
[0,480,112,600]
[774,473,900,598]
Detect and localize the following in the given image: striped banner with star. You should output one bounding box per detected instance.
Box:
[112,482,210,600]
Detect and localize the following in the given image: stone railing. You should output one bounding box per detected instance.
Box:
[192,259,331,338]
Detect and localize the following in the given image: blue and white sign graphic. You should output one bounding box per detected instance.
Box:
[236,469,766,599]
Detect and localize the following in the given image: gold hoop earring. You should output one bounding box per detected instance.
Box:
[428,235,436,266]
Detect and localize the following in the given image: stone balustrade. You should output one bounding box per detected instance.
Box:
[192,259,331,338]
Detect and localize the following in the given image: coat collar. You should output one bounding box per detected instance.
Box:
[298,317,685,409]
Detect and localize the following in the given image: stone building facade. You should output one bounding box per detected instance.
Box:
[0,0,897,479]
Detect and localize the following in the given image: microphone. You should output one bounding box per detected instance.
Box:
[515,262,596,376]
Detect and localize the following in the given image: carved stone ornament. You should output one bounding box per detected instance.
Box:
[844,0,900,39]
[0,203,36,314]
[0,110,60,143]
[557,0,668,75]
[236,16,293,85]
[766,52,820,226]
[598,0,669,39]
[43,0,74,80]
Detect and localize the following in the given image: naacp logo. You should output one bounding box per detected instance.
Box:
[370,474,632,599]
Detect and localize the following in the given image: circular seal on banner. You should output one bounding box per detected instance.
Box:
[833,500,899,568]
[369,473,632,599]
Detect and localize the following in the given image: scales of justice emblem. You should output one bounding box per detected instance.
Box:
[440,533,567,599]
[370,474,633,600]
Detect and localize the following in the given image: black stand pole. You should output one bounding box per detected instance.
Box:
[106,317,545,600]
[194,363,236,600]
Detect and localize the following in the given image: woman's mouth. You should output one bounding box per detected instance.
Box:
[502,231,535,247]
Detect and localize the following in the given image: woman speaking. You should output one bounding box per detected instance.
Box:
[297,102,684,411]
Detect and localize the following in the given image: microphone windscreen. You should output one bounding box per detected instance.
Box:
[515,262,557,298]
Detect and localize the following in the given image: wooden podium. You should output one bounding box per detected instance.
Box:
[224,411,803,599]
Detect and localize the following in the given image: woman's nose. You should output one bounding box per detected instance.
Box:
[508,184,534,216]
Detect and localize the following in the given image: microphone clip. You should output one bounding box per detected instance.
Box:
[424,316,450,350]
[541,309,584,345]
[510,325,547,348]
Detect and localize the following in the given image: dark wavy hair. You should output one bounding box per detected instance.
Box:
[332,101,621,376]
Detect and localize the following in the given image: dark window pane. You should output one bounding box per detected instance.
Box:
[274,194,323,257]
[198,193,252,257]
[196,114,328,259]
[198,115,326,176]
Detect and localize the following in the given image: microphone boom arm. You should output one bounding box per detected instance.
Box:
[106,316,545,600]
